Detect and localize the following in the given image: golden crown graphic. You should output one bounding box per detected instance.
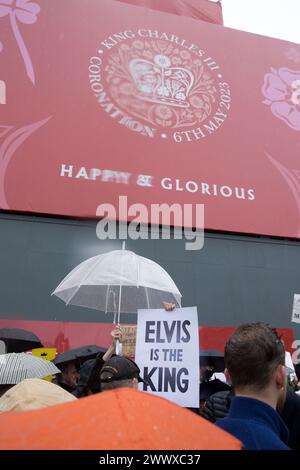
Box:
[129,54,194,108]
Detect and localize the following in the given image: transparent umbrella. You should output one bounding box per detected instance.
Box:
[52,244,182,352]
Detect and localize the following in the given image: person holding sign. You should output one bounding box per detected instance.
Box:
[73,326,123,397]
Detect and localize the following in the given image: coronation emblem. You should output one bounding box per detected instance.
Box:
[128,53,194,108]
[89,31,231,143]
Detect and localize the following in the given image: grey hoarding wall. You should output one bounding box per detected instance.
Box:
[0,213,299,341]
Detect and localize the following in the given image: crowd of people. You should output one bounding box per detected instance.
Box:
[0,319,300,450]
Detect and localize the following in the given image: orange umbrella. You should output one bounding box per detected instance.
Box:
[0,388,241,450]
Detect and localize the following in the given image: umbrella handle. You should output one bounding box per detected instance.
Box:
[115,339,122,356]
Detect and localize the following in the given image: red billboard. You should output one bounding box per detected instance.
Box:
[116,0,223,25]
[0,318,295,354]
[1,0,300,237]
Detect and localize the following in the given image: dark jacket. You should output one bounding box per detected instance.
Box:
[281,391,300,450]
[202,389,300,450]
[201,390,233,423]
[216,396,290,450]
[73,355,105,398]
[73,359,97,398]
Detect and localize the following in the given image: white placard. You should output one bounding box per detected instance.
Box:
[285,351,296,380]
[135,307,199,407]
[292,294,300,323]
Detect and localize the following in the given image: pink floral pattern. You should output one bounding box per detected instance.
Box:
[0,0,40,84]
[262,67,300,131]
[0,117,51,208]
[285,48,300,63]
[266,152,300,237]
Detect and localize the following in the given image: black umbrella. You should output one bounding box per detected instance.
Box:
[200,379,232,401]
[53,345,106,366]
[199,349,225,372]
[0,328,43,353]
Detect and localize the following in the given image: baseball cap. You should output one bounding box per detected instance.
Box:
[100,356,145,383]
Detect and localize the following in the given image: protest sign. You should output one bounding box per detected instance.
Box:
[121,325,137,357]
[292,294,300,324]
[31,348,57,381]
[135,307,199,407]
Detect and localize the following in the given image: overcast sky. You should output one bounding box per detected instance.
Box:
[221,0,300,45]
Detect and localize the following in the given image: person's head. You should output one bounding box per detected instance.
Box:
[224,323,286,409]
[58,361,80,390]
[100,356,144,392]
[200,366,214,382]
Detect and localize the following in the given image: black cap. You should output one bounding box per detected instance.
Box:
[100,356,145,383]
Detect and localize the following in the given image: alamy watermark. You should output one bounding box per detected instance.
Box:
[95,196,204,251]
